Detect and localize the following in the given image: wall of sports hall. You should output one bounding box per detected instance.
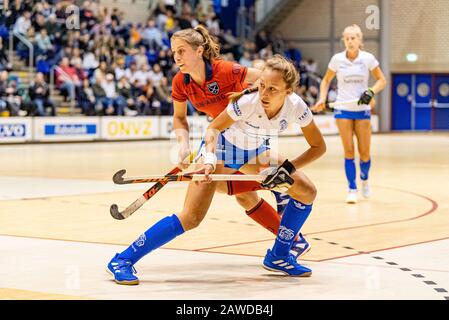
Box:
[259,0,449,131]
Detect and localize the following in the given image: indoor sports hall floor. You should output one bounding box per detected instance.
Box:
[1,133,448,300]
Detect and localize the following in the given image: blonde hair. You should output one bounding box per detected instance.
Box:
[229,54,299,103]
[171,25,221,61]
[342,24,364,49]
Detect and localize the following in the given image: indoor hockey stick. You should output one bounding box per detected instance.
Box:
[110,166,181,220]
[110,152,195,220]
[112,172,265,184]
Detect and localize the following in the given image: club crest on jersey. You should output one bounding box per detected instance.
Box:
[207,82,220,95]
[279,119,288,132]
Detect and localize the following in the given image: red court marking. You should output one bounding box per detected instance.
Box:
[194,186,439,252]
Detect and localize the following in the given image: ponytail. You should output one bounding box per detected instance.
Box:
[171,25,221,61]
[194,25,221,61]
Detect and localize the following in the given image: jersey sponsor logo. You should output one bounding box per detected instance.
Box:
[232,101,242,116]
[279,119,288,132]
[0,124,26,137]
[278,226,295,241]
[298,109,310,121]
[207,81,220,95]
[194,94,227,109]
[244,121,260,129]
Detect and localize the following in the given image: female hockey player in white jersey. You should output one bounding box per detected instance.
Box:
[311,24,386,203]
[198,54,326,276]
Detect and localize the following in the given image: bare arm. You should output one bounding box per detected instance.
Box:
[204,110,235,156]
[191,110,237,178]
[244,67,262,85]
[311,69,336,112]
[370,66,387,94]
[290,120,326,170]
[172,100,191,169]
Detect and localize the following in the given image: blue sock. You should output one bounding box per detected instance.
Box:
[345,158,357,190]
[272,199,312,257]
[360,159,371,181]
[118,214,184,264]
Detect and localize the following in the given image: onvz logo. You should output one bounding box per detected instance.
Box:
[0,124,26,137]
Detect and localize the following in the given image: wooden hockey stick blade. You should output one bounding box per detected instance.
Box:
[110,167,179,220]
[112,169,127,184]
[110,195,148,220]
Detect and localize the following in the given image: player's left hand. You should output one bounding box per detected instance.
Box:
[358,88,375,105]
[260,159,296,192]
[183,164,215,183]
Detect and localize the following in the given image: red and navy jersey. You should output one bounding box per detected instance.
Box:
[171,59,248,118]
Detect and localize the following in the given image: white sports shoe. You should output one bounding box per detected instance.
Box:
[361,180,371,198]
[346,189,358,204]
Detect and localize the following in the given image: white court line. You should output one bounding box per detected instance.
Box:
[0,235,446,300]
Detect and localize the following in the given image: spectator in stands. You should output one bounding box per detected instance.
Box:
[93,61,109,84]
[0,70,8,114]
[80,1,98,29]
[141,19,163,51]
[44,14,60,39]
[259,43,274,60]
[29,72,55,116]
[154,76,172,115]
[129,23,142,48]
[117,76,138,116]
[149,63,163,87]
[79,78,97,116]
[13,11,31,36]
[136,79,156,115]
[101,73,125,115]
[114,57,127,82]
[4,80,23,116]
[135,45,149,69]
[255,30,269,52]
[82,49,100,76]
[33,13,47,33]
[70,48,83,68]
[35,28,53,57]
[157,49,172,74]
[284,42,302,68]
[0,37,11,71]
[239,51,252,68]
[56,57,81,101]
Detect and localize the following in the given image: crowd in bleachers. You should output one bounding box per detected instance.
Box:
[0,0,327,117]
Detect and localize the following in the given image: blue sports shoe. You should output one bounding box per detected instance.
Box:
[107,253,139,285]
[272,191,290,215]
[290,233,312,259]
[263,249,312,277]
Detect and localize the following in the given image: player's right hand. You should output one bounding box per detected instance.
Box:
[178,145,192,170]
[311,98,326,113]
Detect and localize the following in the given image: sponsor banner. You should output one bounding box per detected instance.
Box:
[0,118,32,143]
[159,116,211,139]
[279,115,379,136]
[101,117,159,140]
[34,117,100,141]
